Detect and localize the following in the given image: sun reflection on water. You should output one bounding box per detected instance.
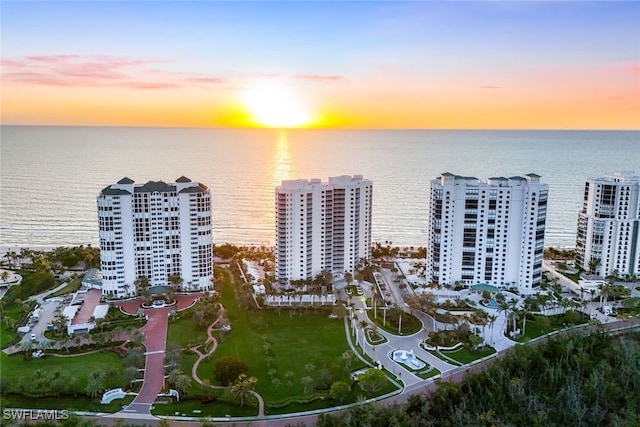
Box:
[272,131,292,186]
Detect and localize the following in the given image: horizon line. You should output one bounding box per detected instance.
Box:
[2,124,639,132]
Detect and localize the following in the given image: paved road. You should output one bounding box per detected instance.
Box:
[3,282,69,355]
[105,294,201,420]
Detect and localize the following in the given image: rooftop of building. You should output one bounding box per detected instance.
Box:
[99,176,209,196]
[436,172,545,186]
[590,171,639,183]
[277,175,371,191]
[69,288,106,325]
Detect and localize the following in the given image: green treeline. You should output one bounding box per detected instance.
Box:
[318,331,640,427]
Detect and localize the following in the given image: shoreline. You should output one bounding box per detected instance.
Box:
[1,243,577,259]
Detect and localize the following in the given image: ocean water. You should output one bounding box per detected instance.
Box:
[1,126,638,249]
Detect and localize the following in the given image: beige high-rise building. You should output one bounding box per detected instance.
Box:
[275,175,372,283]
[576,171,640,277]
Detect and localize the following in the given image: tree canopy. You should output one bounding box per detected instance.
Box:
[318,331,640,427]
[214,355,249,386]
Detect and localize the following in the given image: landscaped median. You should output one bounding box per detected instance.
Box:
[422,328,496,366]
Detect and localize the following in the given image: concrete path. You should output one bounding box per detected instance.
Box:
[348,297,457,388]
[188,303,266,417]
[189,305,224,386]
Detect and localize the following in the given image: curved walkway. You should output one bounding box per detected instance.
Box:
[189,304,266,417]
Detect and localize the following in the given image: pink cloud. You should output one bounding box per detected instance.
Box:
[294,74,344,82]
[630,66,640,74]
[1,54,224,89]
[185,77,225,84]
[119,82,181,89]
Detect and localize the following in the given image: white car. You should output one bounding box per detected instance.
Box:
[30,334,37,341]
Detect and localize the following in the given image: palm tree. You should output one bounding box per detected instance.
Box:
[390,304,404,334]
[487,314,498,345]
[167,273,183,290]
[284,370,294,387]
[301,376,314,393]
[598,283,609,309]
[166,286,176,303]
[358,319,369,348]
[135,275,150,295]
[344,272,353,287]
[497,301,510,335]
[520,307,528,337]
[230,374,257,406]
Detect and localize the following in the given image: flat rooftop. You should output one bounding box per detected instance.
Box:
[71,288,103,325]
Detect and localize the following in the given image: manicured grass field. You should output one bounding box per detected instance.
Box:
[516,312,589,343]
[0,302,34,348]
[166,309,209,348]
[151,390,258,418]
[428,350,462,366]
[164,270,400,415]
[1,394,134,413]
[197,301,353,401]
[416,366,441,379]
[46,277,82,298]
[441,346,496,364]
[1,350,126,396]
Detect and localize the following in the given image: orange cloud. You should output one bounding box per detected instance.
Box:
[294,74,345,82]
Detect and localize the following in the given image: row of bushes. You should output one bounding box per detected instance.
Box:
[266,392,328,409]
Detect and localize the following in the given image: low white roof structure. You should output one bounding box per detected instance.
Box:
[62,305,80,320]
[92,304,109,319]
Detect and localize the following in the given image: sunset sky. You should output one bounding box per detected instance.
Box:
[2,1,639,129]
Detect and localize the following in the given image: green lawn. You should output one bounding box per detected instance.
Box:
[0,351,127,401]
[163,270,400,416]
[46,278,82,298]
[1,394,134,413]
[197,303,352,401]
[1,350,124,386]
[428,350,462,366]
[166,309,209,348]
[515,312,589,343]
[1,301,35,348]
[441,346,496,364]
[416,366,441,380]
[151,388,258,418]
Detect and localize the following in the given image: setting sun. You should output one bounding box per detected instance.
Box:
[241,83,315,128]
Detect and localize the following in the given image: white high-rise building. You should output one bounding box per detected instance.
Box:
[97,176,213,297]
[576,171,640,277]
[427,173,548,294]
[275,175,372,283]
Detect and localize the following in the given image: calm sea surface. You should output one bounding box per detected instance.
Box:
[1,126,638,249]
